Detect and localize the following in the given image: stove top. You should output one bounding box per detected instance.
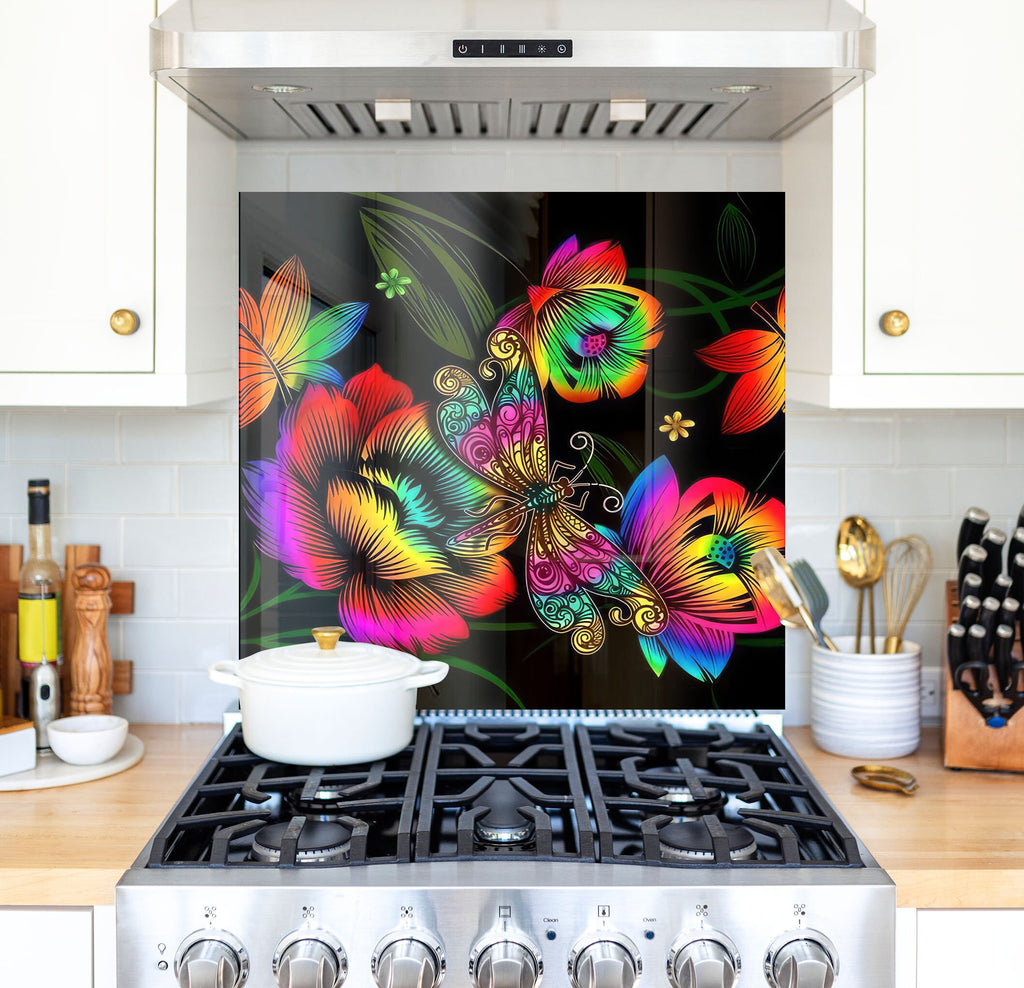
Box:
[119,718,894,988]
[141,720,863,871]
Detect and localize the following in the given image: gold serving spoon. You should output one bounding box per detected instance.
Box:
[751,547,839,651]
[836,516,886,653]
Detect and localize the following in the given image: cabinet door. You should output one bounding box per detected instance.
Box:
[863,0,1024,375]
[0,1,154,373]
[0,907,93,988]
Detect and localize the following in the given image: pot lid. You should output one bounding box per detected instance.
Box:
[238,627,425,687]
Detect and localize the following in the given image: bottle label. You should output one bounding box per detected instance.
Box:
[18,595,61,666]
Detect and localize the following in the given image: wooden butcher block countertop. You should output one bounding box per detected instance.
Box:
[1,725,1021,909]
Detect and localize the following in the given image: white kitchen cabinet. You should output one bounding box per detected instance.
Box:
[0,2,236,407]
[916,909,1024,985]
[0,907,94,988]
[784,0,1024,408]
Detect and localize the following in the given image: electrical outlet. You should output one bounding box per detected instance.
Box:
[920,667,942,720]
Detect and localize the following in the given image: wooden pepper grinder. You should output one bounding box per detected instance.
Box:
[69,564,113,715]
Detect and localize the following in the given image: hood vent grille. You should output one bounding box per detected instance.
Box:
[281,98,736,140]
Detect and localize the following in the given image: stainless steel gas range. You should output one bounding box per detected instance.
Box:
[116,714,894,987]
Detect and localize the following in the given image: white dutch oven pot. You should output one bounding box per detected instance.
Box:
[209,627,448,765]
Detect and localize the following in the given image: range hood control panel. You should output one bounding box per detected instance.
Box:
[452,40,573,58]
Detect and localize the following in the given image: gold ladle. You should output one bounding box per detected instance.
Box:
[836,516,886,653]
[751,548,839,651]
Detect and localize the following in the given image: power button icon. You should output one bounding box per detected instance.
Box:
[458,44,468,54]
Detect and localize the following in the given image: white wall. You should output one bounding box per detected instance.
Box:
[4,141,1014,723]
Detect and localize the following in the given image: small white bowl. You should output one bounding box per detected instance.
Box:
[47,715,128,765]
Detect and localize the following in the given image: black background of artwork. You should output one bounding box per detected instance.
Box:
[239,192,785,711]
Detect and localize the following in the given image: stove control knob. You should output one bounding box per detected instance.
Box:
[568,934,641,988]
[764,931,838,988]
[273,931,347,988]
[668,932,740,988]
[175,930,249,988]
[470,936,543,988]
[372,931,445,988]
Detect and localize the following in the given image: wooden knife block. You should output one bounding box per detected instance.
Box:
[0,544,134,718]
[943,579,1024,771]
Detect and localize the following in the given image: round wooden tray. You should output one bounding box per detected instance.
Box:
[0,733,143,791]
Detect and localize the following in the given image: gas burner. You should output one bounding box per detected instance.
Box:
[658,821,757,863]
[286,785,353,820]
[471,780,536,845]
[251,820,352,864]
[655,784,727,818]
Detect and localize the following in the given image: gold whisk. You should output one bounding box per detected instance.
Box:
[882,535,932,654]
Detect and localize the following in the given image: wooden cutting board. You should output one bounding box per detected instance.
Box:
[0,733,143,791]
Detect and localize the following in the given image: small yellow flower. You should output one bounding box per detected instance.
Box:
[659,410,695,442]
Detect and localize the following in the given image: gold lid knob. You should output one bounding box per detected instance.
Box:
[311,626,344,650]
[880,310,910,337]
[110,309,140,336]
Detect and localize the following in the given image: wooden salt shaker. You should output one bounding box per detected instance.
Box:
[69,564,113,715]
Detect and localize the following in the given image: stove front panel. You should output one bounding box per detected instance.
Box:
[117,864,895,988]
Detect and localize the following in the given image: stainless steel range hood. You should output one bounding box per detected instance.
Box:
[151,0,874,142]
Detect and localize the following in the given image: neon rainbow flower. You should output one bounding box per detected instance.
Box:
[695,289,785,435]
[496,236,664,403]
[241,368,516,654]
[238,256,368,428]
[619,456,784,680]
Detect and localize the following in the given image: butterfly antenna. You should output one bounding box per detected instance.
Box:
[566,432,597,484]
[570,482,624,513]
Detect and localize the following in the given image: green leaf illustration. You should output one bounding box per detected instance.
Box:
[435,656,527,710]
[716,203,757,286]
[360,207,495,358]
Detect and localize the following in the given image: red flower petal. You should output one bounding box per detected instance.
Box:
[340,364,414,450]
[721,358,785,435]
[696,329,782,374]
[543,236,627,289]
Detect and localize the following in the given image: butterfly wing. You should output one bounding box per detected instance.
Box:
[526,503,668,654]
[435,328,550,553]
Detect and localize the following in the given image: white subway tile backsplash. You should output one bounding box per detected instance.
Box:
[118,568,179,619]
[11,413,117,462]
[180,465,239,515]
[900,414,1006,465]
[728,154,783,191]
[784,468,840,517]
[617,153,728,191]
[951,466,1024,523]
[124,517,234,567]
[507,152,618,190]
[180,672,239,724]
[113,670,180,724]
[844,468,951,518]
[289,153,398,191]
[236,151,288,191]
[0,465,67,513]
[124,619,236,672]
[179,569,238,619]
[786,415,892,466]
[121,413,229,463]
[68,465,175,515]
[50,517,124,568]
[396,153,508,190]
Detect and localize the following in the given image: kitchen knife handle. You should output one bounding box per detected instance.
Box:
[958,594,982,628]
[958,545,988,600]
[1008,527,1024,570]
[980,528,1008,588]
[991,573,1014,603]
[995,623,1016,695]
[978,596,1002,652]
[1010,552,1024,605]
[999,596,1021,630]
[957,506,990,562]
[966,624,993,698]
[947,623,967,690]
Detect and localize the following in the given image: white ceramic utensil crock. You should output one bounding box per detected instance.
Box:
[209,627,448,765]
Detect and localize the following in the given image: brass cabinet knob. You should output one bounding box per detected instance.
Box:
[109,308,140,336]
[880,310,910,337]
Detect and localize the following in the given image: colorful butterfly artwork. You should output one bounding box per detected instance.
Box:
[433,327,668,654]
